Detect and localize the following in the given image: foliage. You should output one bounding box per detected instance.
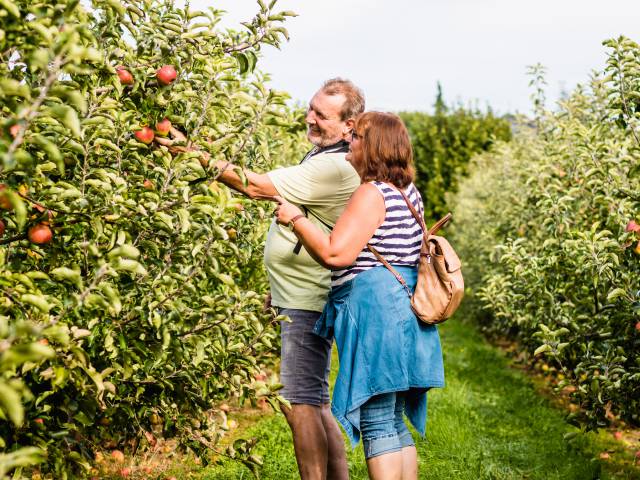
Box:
[0,0,305,477]
[451,36,640,431]
[400,84,512,224]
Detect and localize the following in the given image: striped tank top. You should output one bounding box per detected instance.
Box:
[331,181,424,287]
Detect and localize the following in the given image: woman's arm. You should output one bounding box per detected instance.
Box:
[275,183,386,269]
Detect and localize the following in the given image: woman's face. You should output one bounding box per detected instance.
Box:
[346,128,364,174]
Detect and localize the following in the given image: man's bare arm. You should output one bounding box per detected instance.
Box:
[214,161,279,200]
[156,127,279,200]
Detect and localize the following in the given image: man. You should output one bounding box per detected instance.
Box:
[158,78,365,480]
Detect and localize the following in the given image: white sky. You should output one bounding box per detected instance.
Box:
[192,0,639,115]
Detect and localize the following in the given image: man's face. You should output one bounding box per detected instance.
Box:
[305,91,348,147]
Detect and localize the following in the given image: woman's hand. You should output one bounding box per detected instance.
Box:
[273,196,303,225]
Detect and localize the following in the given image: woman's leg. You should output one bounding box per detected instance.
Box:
[360,392,403,480]
[394,392,418,480]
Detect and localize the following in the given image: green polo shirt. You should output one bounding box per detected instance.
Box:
[264,150,360,312]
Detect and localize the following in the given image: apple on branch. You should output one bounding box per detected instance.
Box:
[134,127,154,144]
[155,118,172,136]
[28,224,53,244]
[116,67,134,85]
[156,65,177,86]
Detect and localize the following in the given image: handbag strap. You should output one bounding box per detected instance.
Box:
[396,187,452,237]
[367,244,413,298]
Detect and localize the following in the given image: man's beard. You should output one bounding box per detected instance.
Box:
[307,126,341,148]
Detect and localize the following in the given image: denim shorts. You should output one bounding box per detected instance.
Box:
[360,391,415,459]
[279,308,332,406]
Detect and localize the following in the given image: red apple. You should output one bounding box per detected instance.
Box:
[9,124,20,138]
[143,179,154,190]
[34,418,44,424]
[134,127,154,144]
[116,67,134,85]
[0,219,5,237]
[635,321,640,332]
[38,338,49,346]
[28,224,52,244]
[155,118,172,136]
[626,220,640,233]
[613,431,623,440]
[119,467,131,478]
[156,65,177,85]
[110,450,125,463]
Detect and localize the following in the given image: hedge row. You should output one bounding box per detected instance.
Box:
[400,86,512,224]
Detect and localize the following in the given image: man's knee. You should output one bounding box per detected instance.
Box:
[282,403,322,427]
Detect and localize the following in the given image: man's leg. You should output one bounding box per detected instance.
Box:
[282,404,328,479]
[279,308,348,480]
[321,403,349,479]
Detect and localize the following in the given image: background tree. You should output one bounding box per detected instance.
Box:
[400,84,512,224]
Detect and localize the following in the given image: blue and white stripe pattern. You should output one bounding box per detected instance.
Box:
[331,181,424,287]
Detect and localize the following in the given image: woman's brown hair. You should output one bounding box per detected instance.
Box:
[354,112,415,188]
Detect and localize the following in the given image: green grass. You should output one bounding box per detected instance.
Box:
[196,316,639,479]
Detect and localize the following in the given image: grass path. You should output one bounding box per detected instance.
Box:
[197,316,638,479]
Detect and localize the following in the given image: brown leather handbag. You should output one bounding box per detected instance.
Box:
[368,190,464,325]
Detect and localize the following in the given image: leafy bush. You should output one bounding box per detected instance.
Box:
[0,0,303,477]
[451,36,640,431]
[400,85,512,223]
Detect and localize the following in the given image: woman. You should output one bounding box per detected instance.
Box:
[274,112,444,480]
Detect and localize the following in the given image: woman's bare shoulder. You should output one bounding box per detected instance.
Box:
[352,182,384,201]
[343,183,385,225]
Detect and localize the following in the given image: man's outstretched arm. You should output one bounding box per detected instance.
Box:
[156,127,279,200]
[214,160,279,200]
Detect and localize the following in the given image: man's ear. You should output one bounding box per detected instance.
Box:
[342,118,355,138]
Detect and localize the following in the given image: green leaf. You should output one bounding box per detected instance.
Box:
[234,53,249,74]
[0,447,45,477]
[0,342,55,369]
[533,344,552,356]
[20,294,52,313]
[50,267,83,289]
[0,381,24,426]
[0,0,20,18]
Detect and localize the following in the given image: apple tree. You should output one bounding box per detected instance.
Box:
[0,0,304,477]
[451,36,640,431]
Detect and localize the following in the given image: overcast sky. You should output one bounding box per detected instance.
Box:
[192,0,639,115]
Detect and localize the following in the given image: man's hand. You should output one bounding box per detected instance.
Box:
[273,195,304,225]
[156,127,212,163]
[154,126,188,151]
